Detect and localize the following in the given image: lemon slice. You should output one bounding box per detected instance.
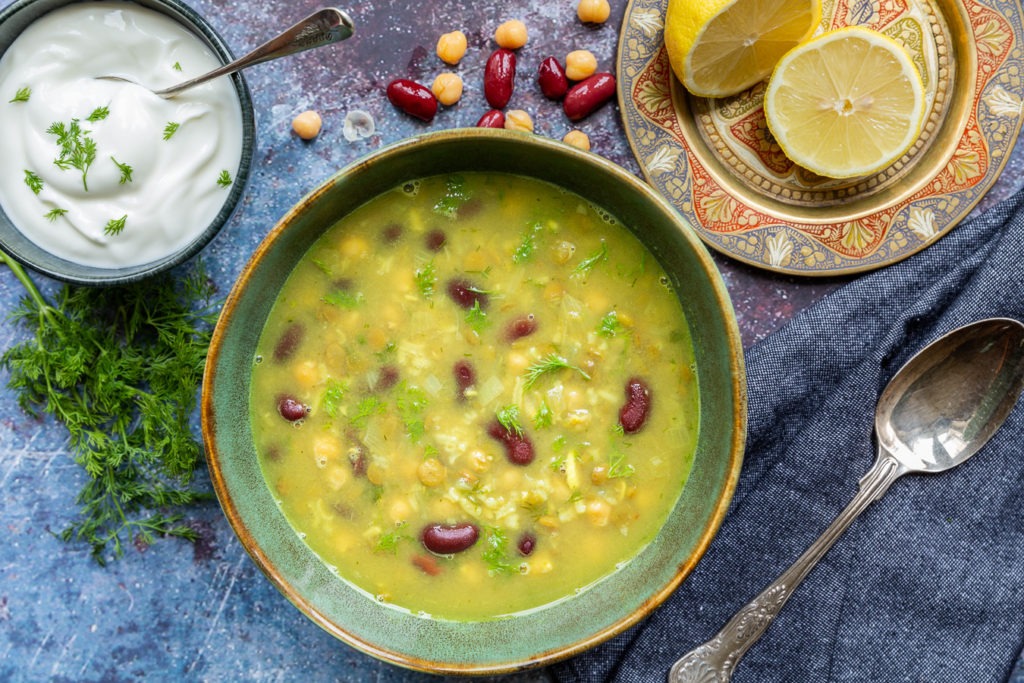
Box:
[763,27,926,179]
[664,0,821,98]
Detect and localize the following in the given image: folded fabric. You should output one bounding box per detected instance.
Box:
[553,186,1024,683]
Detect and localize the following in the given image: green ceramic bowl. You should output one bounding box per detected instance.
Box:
[201,129,746,674]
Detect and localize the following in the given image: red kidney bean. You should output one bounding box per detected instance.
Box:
[487,419,535,465]
[272,323,304,362]
[453,359,476,401]
[563,72,616,122]
[618,377,652,434]
[484,49,516,109]
[346,430,368,476]
[412,554,442,576]
[386,78,438,122]
[505,314,537,342]
[277,395,308,422]
[538,57,568,100]
[381,222,403,244]
[376,365,400,391]
[425,229,447,251]
[517,532,536,556]
[421,522,480,554]
[446,278,488,309]
[476,109,506,128]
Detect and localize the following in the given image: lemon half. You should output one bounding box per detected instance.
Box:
[664,0,821,98]
[763,27,926,179]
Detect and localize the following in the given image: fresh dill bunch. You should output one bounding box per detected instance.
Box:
[47,118,97,191]
[0,254,219,564]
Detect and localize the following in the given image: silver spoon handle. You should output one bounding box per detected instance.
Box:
[157,8,354,97]
[668,451,906,683]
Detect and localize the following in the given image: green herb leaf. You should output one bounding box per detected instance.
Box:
[522,353,591,390]
[217,169,233,188]
[103,215,127,236]
[350,395,385,429]
[47,118,96,191]
[162,121,180,140]
[321,379,347,419]
[433,174,471,218]
[572,241,608,279]
[597,310,623,338]
[322,288,363,309]
[0,255,218,564]
[172,61,183,72]
[608,448,635,479]
[396,384,429,443]
[513,223,542,264]
[44,207,68,222]
[482,527,517,575]
[9,86,30,103]
[533,398,553,429]
[111,157,133,184]
[87,106,109,122]
[465,299,489,333]
[496,404,524,437]
[24,170,43,195]
[374,523,408,554]
[415,260,436,299]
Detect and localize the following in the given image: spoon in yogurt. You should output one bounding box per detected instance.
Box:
[99,7,354,98]
[669,317,1024,683]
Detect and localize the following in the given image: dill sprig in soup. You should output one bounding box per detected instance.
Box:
[250,173,699,620]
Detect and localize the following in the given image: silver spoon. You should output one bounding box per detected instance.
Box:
[670,317,1024,683]
[99,8,354,98]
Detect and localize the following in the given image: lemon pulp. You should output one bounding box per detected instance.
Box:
[763,26,926,179]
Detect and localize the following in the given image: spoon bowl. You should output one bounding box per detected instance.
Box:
[877,318,1024,473]
[670,317,1024,683]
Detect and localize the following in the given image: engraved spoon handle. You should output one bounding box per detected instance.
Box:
[669,451,907,683]
[156,8,354,97]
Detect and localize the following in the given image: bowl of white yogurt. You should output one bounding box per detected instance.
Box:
[0,0,254,285]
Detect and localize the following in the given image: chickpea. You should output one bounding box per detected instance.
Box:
[366,462,386,486]
[313,436,342,466]
[340,234,369,259]
[552,240,577,264]
[494,19,528,49]
[469,449,491,473]
[431,72,464,106]
[418,457,446,487]
[565,50,598,81]
[577,0,611,23]
[504,109,534,133]
[292,359,319,389]
[388,498,412,523]
[563,130,591,151]
[436,30,468,65]
[291,110,322,140]
[586,499,612,527]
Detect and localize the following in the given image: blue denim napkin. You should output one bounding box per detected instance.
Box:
[553,186,1024,683]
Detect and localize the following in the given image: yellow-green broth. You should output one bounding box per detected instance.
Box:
[250,173,699,621]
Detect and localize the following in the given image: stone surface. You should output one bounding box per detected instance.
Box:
[1,0,1022,680]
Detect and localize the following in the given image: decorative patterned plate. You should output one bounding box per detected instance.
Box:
[617,0,1024,275]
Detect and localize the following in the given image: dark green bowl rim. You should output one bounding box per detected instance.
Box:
[202,129,747,674]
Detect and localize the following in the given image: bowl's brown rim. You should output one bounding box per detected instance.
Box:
[201,128,747,675]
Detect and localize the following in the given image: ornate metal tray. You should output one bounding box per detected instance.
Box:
[617,0,1024,275]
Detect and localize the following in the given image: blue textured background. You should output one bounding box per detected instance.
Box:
[1,0,1022,681]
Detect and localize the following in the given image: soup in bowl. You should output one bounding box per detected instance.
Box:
[202,129,745,673]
